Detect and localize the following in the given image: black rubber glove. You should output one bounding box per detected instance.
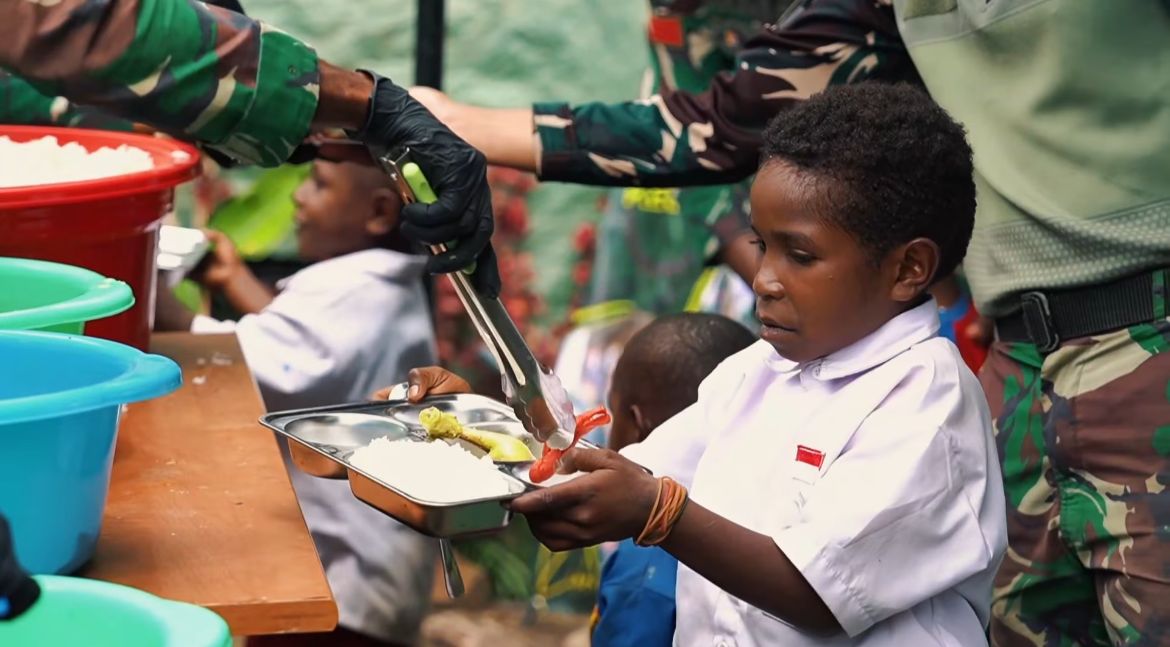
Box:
[204,0,246,13]
[0,515,40,621]
[350,72,501,299]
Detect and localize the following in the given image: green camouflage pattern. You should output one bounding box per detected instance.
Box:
[0,0,319,167]
[586,1,777,315]
[644,0,792,94]
[0,70,136,131]
[533,0,920,187]
[982,279,1170,646]
[588,182,752,315]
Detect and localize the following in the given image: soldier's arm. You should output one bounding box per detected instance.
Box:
[0,70,137,131]
[411,0,917,187]
[539,0,919,186]
[0,0,372,166]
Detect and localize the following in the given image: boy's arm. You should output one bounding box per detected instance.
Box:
[212,269,276,316]
[514,365,1001,637]
[663,501,841,634]
[410,0,914,187]
[195,231,275,315]
[514,450,841,635]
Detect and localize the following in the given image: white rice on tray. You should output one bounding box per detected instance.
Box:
[350,437,513,503]
[0,135,154,188]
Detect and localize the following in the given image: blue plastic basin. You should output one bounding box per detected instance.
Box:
[0,331,181,573]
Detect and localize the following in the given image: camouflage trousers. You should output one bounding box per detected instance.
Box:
[983,317,1170,646]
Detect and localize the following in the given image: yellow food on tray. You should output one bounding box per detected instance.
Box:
[419,407,535,463]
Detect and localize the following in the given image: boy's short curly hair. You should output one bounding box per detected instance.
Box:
[761,82,976,280]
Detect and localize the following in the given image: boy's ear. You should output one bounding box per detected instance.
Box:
[630,404,655,443]
[889,238,939,303]
[366,187,401,237]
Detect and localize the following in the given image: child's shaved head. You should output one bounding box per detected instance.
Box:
[608,313,756,451]
[293,160,411,261]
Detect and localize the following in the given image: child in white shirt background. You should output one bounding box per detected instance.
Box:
[407,82,1007,646]
[157,158,436,647]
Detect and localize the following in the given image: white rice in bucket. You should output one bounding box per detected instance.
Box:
[350,437,513,503]
[0,135,154,188]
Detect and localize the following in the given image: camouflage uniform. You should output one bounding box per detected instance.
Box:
[533,0,918,188]
[535,1,1170,645]
[980,285,1170,646]
[0,0,320,167]
[585,1,780,318]
[0,70,136,132]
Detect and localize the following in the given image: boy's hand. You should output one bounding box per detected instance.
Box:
[195,230,247,291]
[370,366,474,402]
[509,448,659,552]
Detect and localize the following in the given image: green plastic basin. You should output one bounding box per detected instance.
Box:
[0,258,134,334]
[0,575,230,647]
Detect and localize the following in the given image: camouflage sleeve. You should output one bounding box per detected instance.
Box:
[0,70,136,131]
[0,0,320,167]
[534,0,920,187]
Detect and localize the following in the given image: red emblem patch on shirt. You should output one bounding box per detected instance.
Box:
[648,15,685,47]
[795,445,825,469]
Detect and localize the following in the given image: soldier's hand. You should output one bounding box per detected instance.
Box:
[351,72,501,299]
[408,86,455,124]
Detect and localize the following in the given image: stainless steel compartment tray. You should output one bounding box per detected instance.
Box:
[260,394,571,538]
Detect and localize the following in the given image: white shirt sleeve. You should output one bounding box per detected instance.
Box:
[621,347,753,489]
[232,287,361,407]
[620,401,708,489]
[771,361,1000,637]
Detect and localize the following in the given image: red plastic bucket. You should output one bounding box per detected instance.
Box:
[0,126,201,350]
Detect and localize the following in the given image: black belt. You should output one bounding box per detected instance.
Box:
[994,269,1170,353]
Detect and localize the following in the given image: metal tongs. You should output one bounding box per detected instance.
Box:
[372,146,577,449]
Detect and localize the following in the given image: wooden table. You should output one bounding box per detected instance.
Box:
[82,333,337,636]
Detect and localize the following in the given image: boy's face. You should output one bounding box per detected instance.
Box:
[292,161,399,262]
[749,162,912,363]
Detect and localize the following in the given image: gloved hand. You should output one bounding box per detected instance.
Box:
[0,515,39,621]
[350,72,500,298]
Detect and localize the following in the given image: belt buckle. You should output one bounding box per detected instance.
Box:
[1021,291,1059,353]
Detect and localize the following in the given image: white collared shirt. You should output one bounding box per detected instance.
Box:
[195,248,437,412]
[623,299,1007,647]
[193,248,439,642]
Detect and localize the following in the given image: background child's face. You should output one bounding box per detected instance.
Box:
[292,161,399,262]
[749,163,906,363]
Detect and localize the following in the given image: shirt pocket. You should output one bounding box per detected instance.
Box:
[759,457,819,532]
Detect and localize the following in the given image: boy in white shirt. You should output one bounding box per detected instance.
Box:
[418,82,1006,645]
[157,159,437,647]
